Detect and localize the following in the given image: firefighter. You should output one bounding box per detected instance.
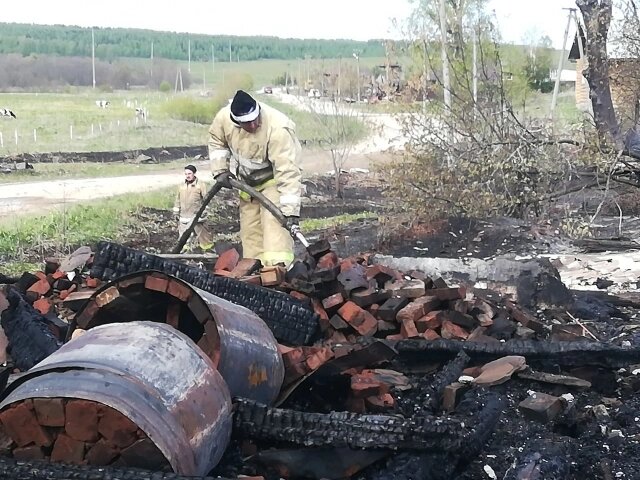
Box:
[172,164,213,251]
[208,89,302,267]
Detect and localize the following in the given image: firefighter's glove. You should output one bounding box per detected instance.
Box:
[285,215,300,235]
[214,171,236,189]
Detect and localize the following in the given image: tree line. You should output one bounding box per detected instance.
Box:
[0,23,387,62]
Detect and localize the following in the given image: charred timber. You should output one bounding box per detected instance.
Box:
[395,338,640,368]
[233,398,469,452]
[90,241,318,345]
[366,393,504,480]
[0,288,61,370]
[399,351,470,416]
[0,456,228,480]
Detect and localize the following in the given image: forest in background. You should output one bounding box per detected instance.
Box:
[0,23,388,62]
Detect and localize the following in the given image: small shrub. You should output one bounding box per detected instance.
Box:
[159,81,171,93]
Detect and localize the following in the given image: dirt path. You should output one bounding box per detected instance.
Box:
[0,150,393,220]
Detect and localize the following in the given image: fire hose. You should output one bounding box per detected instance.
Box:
[172,177,309,254]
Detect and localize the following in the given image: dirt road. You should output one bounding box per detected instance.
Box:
[0,150,393,220]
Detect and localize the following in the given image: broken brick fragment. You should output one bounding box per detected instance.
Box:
[65,400,99,442]
[214,248,240,272]
[50,433,85,464]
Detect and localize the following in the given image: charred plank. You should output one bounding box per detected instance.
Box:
[0,456,226,480]
[0,288,61,370]
[90,241,318,345]
[395,338,640,368]
[233,398,468,452]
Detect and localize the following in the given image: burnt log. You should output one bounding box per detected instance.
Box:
[233,398,468,452]
[0,456,226,480]
[395,338,640,368]
[398,351,470,416]
[0,288,61,371]
[366,392,504,480]
[90,241,318,346]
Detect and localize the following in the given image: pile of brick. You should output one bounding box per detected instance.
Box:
[0,398,168,469]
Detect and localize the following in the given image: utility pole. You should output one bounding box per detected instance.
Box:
[150,40,154,77]
[353,51,360,102]
[550,8,577,119]
[338,57,342,98]
[188,37,191,73]
[212,44,215,74]
[91,28,96,89]
[228,40,232,63]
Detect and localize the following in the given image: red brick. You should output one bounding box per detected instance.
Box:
[144,274,169,293]
[422,329,441,340]
[416,310,444,331]
[282,347,305,366]
[260,266,286,286]
[400,319,420,338]
[51,433,85,464]
[98,406,138,448]
[440,321,469,340]
[317,251,339,269]
[366,264,401,284]
[384,278,426,298]
[351,287,390,308]
[0,402,52,447]
[229,258,261,277]
[338,301,365,326]
[13,445,45,461]
[289,291,310,304]
[322,292,345,311]
[85,277,100,289]
[277,344,295,355]
[35,271,48,282]
[429,287,466,301]
[240,275,262,285]
[365,393,395,411]
[396,296,440,323]
[477,313,494,327]
[385,333,404,341]
[214,248,240,272]
[65,400,99,442]
[351,373,386,398]
[165,301,181,329]
[167,279,192,302]
[59,284,77,300]
[27,279,51,296]
[33,398,65,427]
[85,439,119,466]
[33,297,51,315]
[305,347,334,371]
[310,299,330,332]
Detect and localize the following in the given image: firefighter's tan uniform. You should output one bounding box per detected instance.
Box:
[173,177,213,250]
[208,102,302,266]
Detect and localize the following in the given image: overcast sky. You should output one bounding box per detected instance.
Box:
[2,0,579,47]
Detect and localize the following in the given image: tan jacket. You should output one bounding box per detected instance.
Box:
[208,102,302,217]
[173,177,208,221]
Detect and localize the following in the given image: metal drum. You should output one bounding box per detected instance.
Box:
[72,270,284,404]
[0,322,232,476]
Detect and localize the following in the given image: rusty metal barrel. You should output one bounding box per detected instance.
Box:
[0,322,232,476]
[71,270,284,404]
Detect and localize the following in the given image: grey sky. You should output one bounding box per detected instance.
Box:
[2,0,578,47]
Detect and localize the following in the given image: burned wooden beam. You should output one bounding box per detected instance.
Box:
[233,398,471,452]
[398,351,470,416]
[90,241,318,346]
[0,288,61,371]
[0,456,228,480]
[395,338,640,368]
